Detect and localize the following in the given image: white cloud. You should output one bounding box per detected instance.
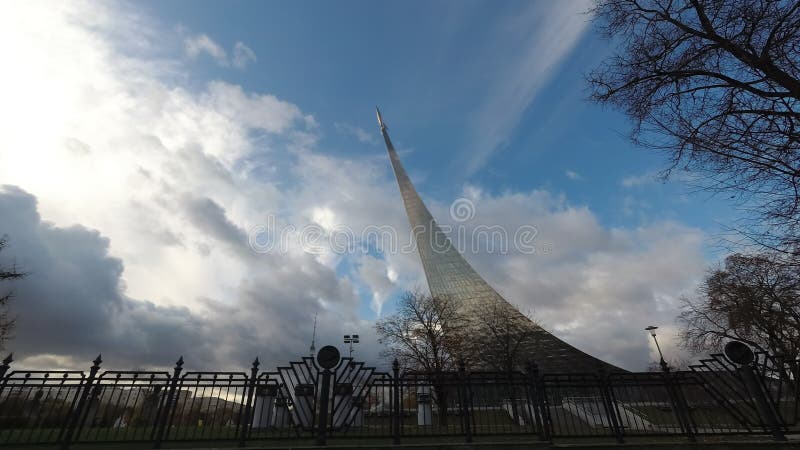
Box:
[334,122,378,144]
[565,169,583,180]
[425,189,705,369]
[0,0,707,372]
[621,171,657,188]
[464,1,593,175]
[357,255,396,317]
[185,33,228,66]
[201,81,312,135]
[232,41,257,69]
[0,1,370,368]
[621,195,651,219]
[185,34,257,70]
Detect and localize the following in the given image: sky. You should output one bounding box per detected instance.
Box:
[0,0,738,372]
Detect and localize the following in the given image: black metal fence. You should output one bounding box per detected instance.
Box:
[0,350,797,448]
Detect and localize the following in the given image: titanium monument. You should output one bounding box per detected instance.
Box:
[377,108,620,373]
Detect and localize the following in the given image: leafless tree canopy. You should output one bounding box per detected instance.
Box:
[469,301,540,374]
[0,237,25,350]
[374,291,471,425]
[678,253,800,377]
[374,291,470,373]
[590,0,800,254]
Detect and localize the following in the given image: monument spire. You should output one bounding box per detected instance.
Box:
[376,106,386,131]
[377,108,620,373]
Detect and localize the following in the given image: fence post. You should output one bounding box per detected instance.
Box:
[537,363,553,441]
[60,354,102,450]
[153,356,184,449]
[392,359,401,445]
[661,363,695,441]
[740,363,787,441]
[0,353,12,398]
[597,366,624,444]
[457,360,473,443]
[316,367,333,446]
[525,361,546,441]
[239,357,259,448]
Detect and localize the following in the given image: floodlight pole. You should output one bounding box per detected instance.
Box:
[343,334,359,359]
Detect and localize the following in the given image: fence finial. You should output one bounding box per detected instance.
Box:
[175,356,184,368]
[2,353,12,365]
[92,354,103,366]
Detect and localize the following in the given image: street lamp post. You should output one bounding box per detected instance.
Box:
[343,334,359,359]
[647,326,695,441]
[645,325,669,371]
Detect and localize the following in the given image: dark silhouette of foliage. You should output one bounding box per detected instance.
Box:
[678,253,800,379]
[0,237,25,349]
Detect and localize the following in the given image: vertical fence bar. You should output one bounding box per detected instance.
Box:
[392,359,400,445]
[60,355,102,450]
[535,366,552,441]
[316,368,332,446]
[0,353,11,398]
[526,361,546,441]
[740,364,787,441]
[153,356,184,449]
[457,361,472,443]
[239,358,259,447]
[597,367,623,444]
[0,352,11,436]
[661,364,695,441]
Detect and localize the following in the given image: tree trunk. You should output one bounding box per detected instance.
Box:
[434,384,449,427]
[506,369,520,424]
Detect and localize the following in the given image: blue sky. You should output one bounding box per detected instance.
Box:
[0,1,736,370]
[143,0,733,233]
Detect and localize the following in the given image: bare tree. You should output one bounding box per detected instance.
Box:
[374,291,471,425]
[468,301,541,424]
[678,253,799,379]
[470,301,540,374]
[589,0,800,256]
[0,237,25,350]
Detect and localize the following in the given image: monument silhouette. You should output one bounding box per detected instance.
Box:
[377,108,620,373]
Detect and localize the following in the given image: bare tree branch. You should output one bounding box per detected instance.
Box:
[590,0,800,258]
[374,290,471,426]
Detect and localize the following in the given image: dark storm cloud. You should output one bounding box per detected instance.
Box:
[0,186,373,371]
[183,195,248,252]
[0,185,211,368]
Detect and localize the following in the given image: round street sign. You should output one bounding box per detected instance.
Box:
[724,341,754,365]
[317,345,341,369]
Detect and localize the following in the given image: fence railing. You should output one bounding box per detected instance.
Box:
[0,352,796,448]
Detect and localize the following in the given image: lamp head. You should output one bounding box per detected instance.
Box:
[645,325,658,337]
